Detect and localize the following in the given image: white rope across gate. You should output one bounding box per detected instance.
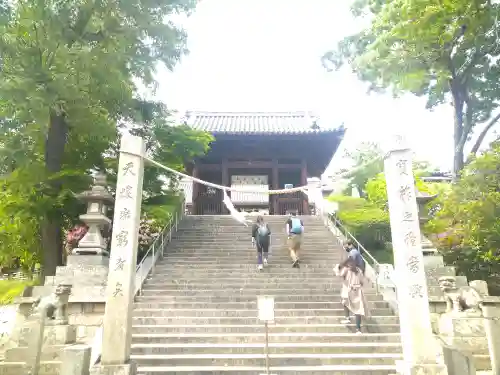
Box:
[142,155,384,195]
[120,150,383,224]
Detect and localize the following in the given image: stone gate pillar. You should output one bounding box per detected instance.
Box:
[92,134,145,375]
[384,135,448,375]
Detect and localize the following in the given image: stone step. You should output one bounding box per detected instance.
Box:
[131,342,402,355]
[158,260,342,266]
[152,264,345,270]
[147,271,345,278]
[131,331,401,343]
[139,286,378,294]
[141,282,360,290]
[137,364,397,375]
[164,248,342,253]
[130,352,403,366]
[143,276,351,283]
[144,274,353,282]
[133,301,391,309]
[172,235,333,239]
[138,289,379,297]
[134,294,385,302]
[146,274,347,281]
[169,240,333,244]
[166,243,337,248]
[132,308,394,318]
[132,316,399,326]
[159,257,343,263]
[133,215,401,374]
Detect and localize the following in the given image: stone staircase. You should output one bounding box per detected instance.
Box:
[131,215,403,374]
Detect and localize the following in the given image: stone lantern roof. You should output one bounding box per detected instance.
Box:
[76,173,114,204]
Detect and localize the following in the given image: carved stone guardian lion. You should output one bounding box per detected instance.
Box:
[438,276,483,315]
[31,284,72,325]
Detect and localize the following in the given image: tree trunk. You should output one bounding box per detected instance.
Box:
[40,110,68,278]
[451,90,465,180]
[453,149,464,179]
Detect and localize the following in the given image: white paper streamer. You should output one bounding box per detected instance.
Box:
[222,190,251,226]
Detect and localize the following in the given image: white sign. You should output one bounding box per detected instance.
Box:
[257,295,275,322]
[284,184,293,189]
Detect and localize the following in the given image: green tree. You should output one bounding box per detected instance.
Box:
[323,0,500,178]
[427,142,500,294]
[365,171,440,209]
[341,142,432,196]
[0,0,200,276]
[341,142,384,196]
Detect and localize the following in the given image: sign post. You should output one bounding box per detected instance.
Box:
[258,295,276,375]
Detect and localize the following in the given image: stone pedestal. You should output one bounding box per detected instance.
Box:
[441,345,476,375]
[482,302,500,375]
[15,266,107,345]
[438,313,487,353]
[396,361,449,375]
[61,344,91,375]
[0,322,78,375]
[90,363,137,375]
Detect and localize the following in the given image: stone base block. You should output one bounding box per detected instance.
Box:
[395,360,449,375]
[442,344,476,375]
[61,344,91,375]
[0,361,60,375]
[17,324,78,347]
[54,263,109,287]
[90,363,137,375]
[0,362,25,375]
[45,325,77,345]
[438,314,485,337]
[440,335,488,352]
[68,287,107,301]
[5,344,66,362]
[66,255,109,267]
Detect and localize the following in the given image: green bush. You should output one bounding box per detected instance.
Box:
[337,207,391,251]
[328,195,367,211]
[137,195,184,261]
[0,279,38,305]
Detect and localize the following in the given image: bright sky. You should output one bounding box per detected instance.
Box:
[154,0,496,176]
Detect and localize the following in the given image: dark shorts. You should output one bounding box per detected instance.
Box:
[257,238,269,253]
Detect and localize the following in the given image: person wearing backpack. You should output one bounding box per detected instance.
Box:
[285,212,304,268]
[342,240,366,275]
[251,216,272,271]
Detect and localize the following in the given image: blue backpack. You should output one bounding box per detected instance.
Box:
[290,218,303,234]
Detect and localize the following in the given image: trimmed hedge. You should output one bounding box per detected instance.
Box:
[337,207,391,251]
[329,195,393,263]
[328,195,367,211]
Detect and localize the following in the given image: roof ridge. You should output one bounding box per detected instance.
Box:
[183,110,345,135]
[186,111,315,117]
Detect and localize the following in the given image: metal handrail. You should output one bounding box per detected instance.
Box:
[313,199,396,295]
[329,215,381,272]
[135,206,181,296]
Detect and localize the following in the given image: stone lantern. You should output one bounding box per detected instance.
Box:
[72,173,114,257]
[415,186,442,267]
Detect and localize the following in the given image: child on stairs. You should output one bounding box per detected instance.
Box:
[335,258,370,334]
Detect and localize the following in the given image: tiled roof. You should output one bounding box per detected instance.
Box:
[184,111,344,135]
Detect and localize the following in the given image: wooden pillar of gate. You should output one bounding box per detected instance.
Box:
[272,159,279,215]
[222,159,229,215]
[192,164,200,215]
[301,160,309,215]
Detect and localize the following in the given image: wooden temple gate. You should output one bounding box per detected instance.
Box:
[179,111,345,215]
